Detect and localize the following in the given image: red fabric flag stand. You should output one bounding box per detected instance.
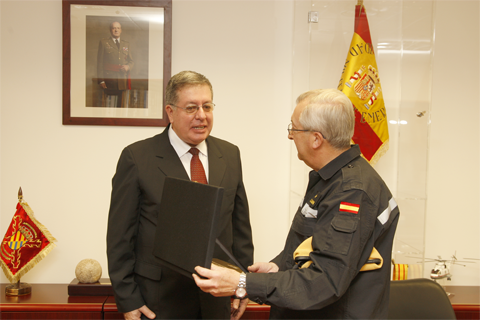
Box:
[1,188,57,295]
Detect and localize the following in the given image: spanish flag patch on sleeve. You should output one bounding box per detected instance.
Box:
[339,202,360,214]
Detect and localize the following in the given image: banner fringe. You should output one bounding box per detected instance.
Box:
[1,242,56,283]
[20,201,57,244]
[369,140,390,167]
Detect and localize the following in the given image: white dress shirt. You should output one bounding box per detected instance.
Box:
[168,126,209,182]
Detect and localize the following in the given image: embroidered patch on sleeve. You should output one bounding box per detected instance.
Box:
[339,202,360,214]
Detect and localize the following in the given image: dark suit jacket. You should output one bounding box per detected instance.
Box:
[107,127,254,318]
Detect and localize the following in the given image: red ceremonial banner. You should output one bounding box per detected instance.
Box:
[1,201,56,283]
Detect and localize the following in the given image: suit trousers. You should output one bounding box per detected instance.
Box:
[135,265,230,319]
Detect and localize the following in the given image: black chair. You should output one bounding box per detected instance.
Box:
[388,278,456,319]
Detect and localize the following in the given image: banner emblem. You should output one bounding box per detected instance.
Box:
[354,65,379,102]
[8,231,26,250]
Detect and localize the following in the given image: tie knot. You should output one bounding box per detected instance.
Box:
[189,148,200,156]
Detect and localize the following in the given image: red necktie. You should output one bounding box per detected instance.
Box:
[189,148,207,184]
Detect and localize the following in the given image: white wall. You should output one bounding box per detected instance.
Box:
[425,0,480,285]
[0,0,293,284]
[1,0,479,287]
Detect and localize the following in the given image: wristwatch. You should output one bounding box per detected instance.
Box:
[234,273,247,299]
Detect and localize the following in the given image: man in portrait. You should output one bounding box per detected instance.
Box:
[97,21,134,108]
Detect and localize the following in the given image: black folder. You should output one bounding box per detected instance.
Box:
[152,177,224,278]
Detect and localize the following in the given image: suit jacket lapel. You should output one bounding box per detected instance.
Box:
[154,128,226,185]
[155,126,190,180]
[207,138,226,186]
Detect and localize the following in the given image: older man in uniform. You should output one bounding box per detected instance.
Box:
[97,21,134,108]
[194,89,400,319]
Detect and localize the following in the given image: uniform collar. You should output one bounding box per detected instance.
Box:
[316,145,361,180]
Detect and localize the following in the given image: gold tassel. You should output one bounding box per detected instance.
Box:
[369,139,390,167]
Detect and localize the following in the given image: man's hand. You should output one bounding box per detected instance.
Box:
[248,262,279,273]
[120,65,130,72]
[193,264,240,297]
[231,298,249,320]
[123,305,155,320]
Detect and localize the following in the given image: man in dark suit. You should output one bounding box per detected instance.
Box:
[97,21,134,108]
[107,71,254,320]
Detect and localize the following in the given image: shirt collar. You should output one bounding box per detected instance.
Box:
[317,144,361,180]
[168,125,208,158]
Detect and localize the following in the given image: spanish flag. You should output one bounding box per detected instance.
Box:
[1,192,56,283]
[338,1,389,166]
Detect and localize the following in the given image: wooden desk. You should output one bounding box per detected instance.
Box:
[1,283,108,319]
[240,303,270,320]
[102,296,123,320]
[104,296,271,320]
[1,283,478,319]
[445,285,480,320]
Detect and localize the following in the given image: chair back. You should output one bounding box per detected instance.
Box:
[388,278,456,319]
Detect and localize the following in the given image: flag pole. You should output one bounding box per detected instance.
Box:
[5,187,32,296]
[355,0,364,30]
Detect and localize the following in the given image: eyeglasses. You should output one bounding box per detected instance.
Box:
[287,122,310,134]
[171,103,215,114]
[287,122,325,139]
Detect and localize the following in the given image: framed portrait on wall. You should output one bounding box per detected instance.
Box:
[62,0,172,126]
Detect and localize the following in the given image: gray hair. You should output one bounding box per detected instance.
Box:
[297,89,354,150]
[165,71,213,106]
[110,21,121,29]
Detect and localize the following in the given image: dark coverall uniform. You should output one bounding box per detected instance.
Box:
[247,145,400,319]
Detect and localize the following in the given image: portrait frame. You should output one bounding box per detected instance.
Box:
[62,0,172,126]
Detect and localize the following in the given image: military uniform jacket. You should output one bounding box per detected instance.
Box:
[106,127,254,316]
[247,145,399,319]
[97,38,134,90]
